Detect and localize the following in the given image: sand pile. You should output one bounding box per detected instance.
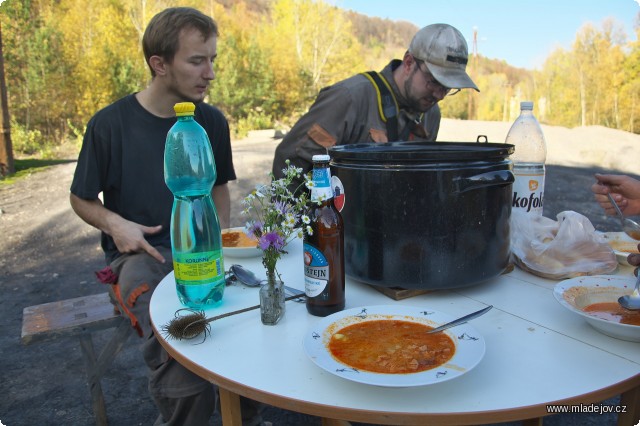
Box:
[439,119,640,175]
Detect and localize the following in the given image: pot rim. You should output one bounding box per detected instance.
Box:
[329,141,514,163]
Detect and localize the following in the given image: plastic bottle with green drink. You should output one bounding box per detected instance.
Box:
[164,102,225,308]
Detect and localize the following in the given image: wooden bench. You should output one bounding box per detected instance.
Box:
[21,292,133,426]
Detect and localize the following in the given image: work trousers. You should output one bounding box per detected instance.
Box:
[108,246,265,426]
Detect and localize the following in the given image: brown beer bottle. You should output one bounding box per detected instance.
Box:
[304,154,345,316]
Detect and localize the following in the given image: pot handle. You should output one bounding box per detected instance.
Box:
[454,170,514,193]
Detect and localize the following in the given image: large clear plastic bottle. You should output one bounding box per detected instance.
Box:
[164,102,225,308]
[505,101,547,216]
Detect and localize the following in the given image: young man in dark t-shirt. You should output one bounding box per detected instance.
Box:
[70,7,265,426]
[71,95,234,263]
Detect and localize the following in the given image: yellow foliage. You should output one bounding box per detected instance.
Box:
[54,0,145,123]
[263,0,365,103]
[2,0,639,146]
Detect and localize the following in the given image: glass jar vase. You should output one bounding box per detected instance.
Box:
[260,272,285,325]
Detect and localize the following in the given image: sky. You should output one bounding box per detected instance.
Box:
[335,0,640,69]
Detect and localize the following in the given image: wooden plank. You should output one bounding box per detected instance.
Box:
[369,284,433,300]
[368,263,515,301]
[21,292,133,426]
[21,293,122,345]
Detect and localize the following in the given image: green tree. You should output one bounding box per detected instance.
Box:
[475,73,510,122]
[264,0,364,112]
[56,0,146,126]
[2,0,640,160]
[1,0,69,141]
[619,22,640,133]
[537,48,580,126]
[0,21,14,176]
[208,1,279,135]
[571,20,627,128]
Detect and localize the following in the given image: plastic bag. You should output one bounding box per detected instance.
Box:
[510,210,618,280]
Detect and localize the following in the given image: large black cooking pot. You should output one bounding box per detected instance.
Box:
[329,140,514,290]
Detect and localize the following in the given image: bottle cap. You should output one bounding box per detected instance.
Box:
[312,154,331,162]
[520,101,534,110]
[174,102,196,116]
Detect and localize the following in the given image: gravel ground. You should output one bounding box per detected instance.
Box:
[1,121,639,426]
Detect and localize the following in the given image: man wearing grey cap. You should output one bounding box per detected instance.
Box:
[272,23,479,181]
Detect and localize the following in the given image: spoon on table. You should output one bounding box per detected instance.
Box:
[618,274,640,310]
[226,264,305,298]
[607,193,640,240]
[427,305,493,334]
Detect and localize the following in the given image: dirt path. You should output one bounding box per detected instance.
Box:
[1,121,638,425]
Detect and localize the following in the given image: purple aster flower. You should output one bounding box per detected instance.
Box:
[246,221,263,238]
[259,231,285,251]
[274,200,289,216]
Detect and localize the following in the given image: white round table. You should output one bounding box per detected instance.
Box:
[150,237,640,425]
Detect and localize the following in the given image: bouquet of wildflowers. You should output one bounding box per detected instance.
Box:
[241,161,316,281]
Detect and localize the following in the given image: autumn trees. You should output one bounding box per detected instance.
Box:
[0,0,638,161]
[535,19,639,132]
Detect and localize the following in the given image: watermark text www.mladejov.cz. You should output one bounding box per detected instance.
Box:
[546,403,632,416]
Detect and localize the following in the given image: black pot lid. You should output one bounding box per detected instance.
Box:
[329,141,514,163]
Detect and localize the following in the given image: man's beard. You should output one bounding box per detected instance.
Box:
[403,71,436,113]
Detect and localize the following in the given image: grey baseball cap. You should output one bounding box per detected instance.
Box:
[409,24,479,92]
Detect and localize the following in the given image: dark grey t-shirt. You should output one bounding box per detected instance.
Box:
[70,94,236,263]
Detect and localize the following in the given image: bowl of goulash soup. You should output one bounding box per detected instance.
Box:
[554,275,640,342]
[222,227,261,258]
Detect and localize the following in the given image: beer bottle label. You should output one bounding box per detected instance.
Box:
[303,243,330,297]
[311,167,334,202]
[173,251,224,284]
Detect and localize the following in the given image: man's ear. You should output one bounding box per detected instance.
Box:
[402,51,415,70]
[149,55,166,76]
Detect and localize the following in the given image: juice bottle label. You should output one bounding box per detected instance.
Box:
[512,169,544,216]
[303,243,329,297]
[173,251,223,284]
